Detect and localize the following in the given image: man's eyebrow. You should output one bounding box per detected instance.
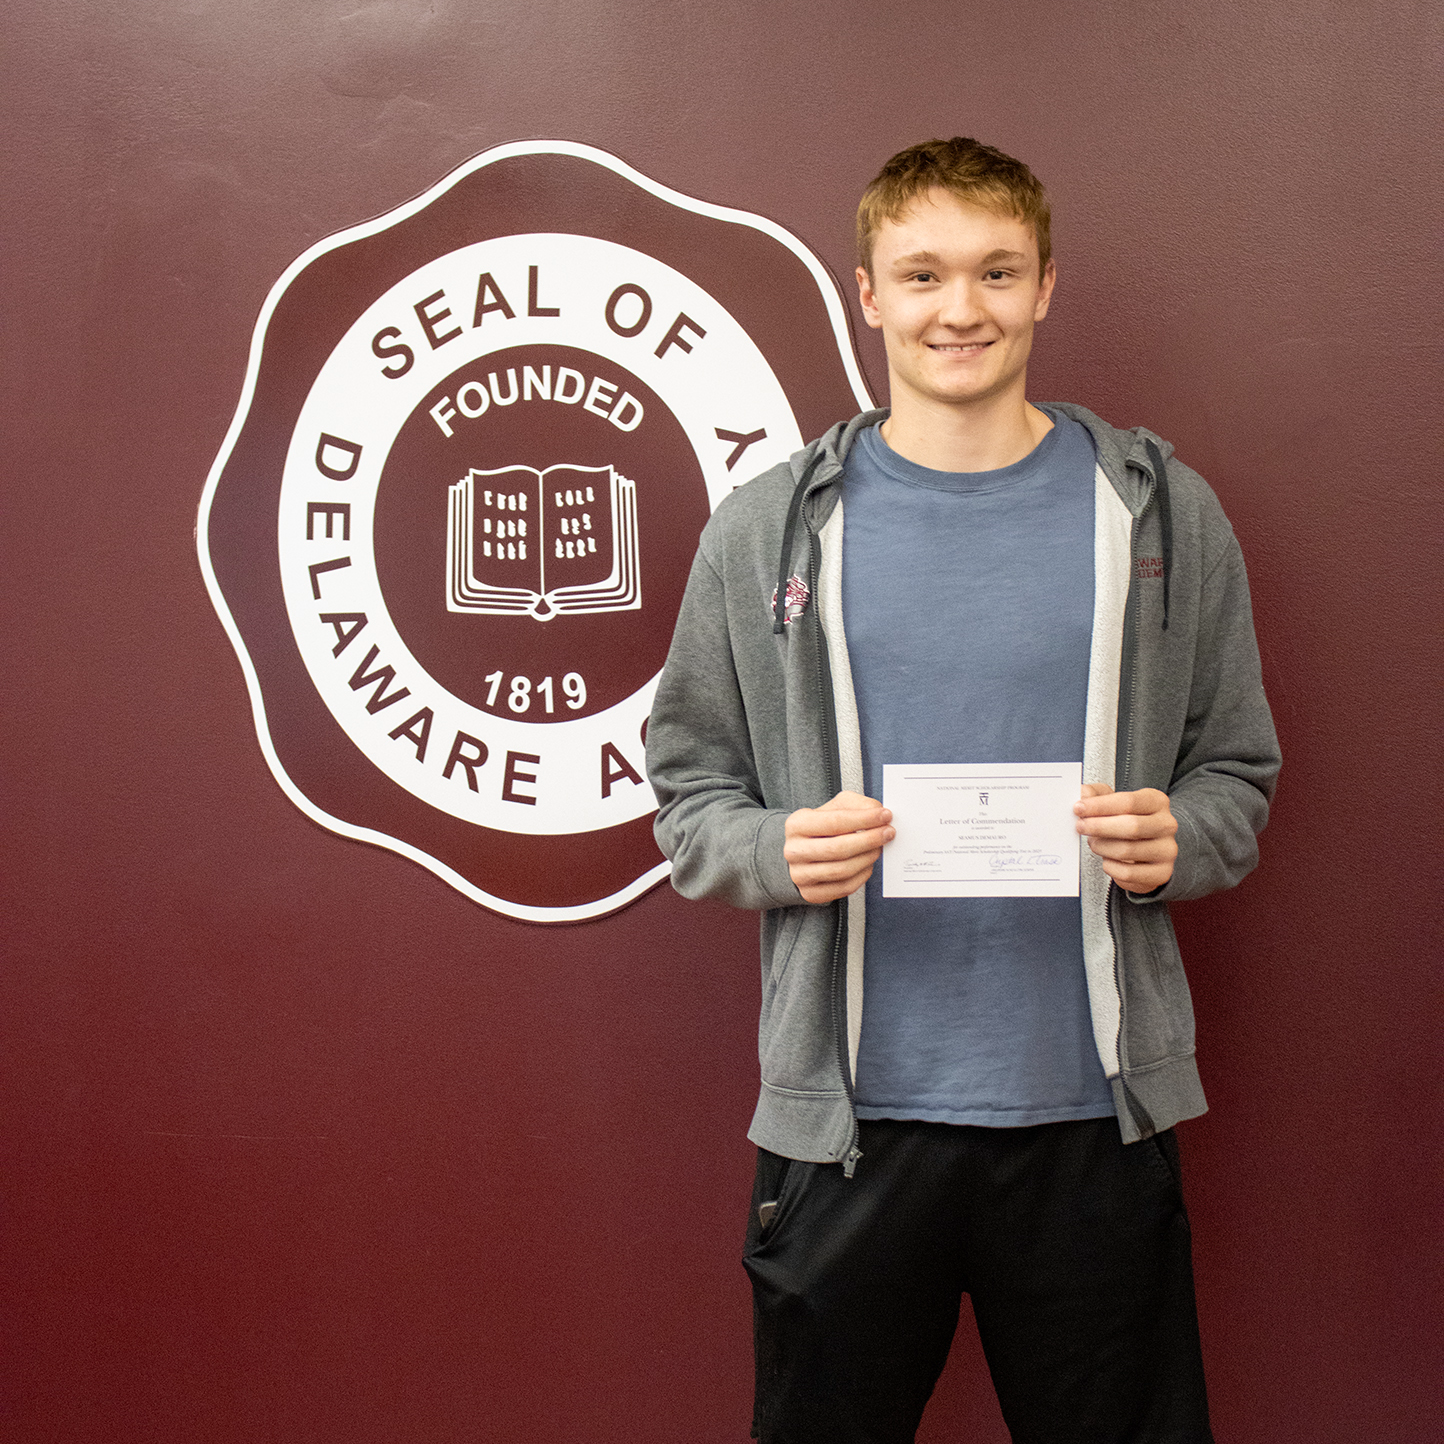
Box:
[889,248,1030,268]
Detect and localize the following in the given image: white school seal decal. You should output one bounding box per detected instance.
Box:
[199,140,871,922]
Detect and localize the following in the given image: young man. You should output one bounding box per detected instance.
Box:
[646,138,1279,1443]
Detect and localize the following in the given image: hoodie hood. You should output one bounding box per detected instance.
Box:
[1044,401,1176,520]
[776,402,1179,632]
[788,403,1174,511]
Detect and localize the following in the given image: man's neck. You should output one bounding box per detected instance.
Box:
[879,387,1053,473]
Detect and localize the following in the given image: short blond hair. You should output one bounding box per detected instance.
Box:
[857,137,1052,279]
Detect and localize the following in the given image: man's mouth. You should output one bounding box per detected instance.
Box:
[926,341,993,354]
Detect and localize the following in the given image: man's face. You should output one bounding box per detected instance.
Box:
[857,189,1055,415]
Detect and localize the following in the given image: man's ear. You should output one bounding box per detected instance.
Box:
[1034,258,1057,322]
[856,266,883,330]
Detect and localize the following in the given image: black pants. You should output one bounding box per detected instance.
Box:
[743,1118,1212,1444]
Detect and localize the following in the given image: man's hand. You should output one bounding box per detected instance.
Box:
[784,791,895,905]
[1074,784,1178,894]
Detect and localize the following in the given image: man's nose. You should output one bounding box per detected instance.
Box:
[936,280,985,329]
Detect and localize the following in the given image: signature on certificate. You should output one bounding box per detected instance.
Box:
[987,853,1062,871]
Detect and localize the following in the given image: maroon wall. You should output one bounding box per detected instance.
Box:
[5,3,1439,1440]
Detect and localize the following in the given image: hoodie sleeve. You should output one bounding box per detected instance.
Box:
[1137,529,1282,905]
[646,538,803,911]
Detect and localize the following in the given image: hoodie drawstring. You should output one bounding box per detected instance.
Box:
[1144,439,1173,631]
[773,454,824,634]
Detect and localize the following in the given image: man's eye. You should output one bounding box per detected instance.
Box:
[984,270,1008,281]
[910,271,936,283]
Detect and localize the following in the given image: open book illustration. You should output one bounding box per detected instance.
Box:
[447,464,641,620]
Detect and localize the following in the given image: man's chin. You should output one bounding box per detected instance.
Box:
[886,359,1029,413]
[922,377,1013,410]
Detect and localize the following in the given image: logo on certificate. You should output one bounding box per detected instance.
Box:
[198,141,871,921]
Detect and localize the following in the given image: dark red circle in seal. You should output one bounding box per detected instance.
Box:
[373,343,709,721]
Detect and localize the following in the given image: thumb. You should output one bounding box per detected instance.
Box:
[1074,782,1114,814]
[820,790,880,811]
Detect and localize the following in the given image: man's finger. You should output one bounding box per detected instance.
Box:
[790,853,882,887]
[818,790,884,812]
[1077,811,1177,841]
[1073,786,1169,817]
[1099,858,1172,893]
[796,864,877,905]
[1086,834,1178,864]
[785,826,895,865]
[788,805,892,838]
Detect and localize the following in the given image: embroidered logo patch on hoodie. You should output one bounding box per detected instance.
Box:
[770,574,811,624]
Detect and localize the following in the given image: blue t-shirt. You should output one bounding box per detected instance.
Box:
[841,409,1114,1126]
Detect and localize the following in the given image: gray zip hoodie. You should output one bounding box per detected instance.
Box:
[646,404,1280,1173]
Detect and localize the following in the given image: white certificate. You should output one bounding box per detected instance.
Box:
[883,762,1083,898]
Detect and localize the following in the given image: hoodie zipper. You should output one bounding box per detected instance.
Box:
[1107,462,1159,1135]
[800,480,862,1179]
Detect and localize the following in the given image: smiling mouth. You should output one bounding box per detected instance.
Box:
[927,341,993,354]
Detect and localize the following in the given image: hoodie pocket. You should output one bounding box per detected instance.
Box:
[1117,903,1197,1067]
[762,906,806,1005]
[758,906,845,1096]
